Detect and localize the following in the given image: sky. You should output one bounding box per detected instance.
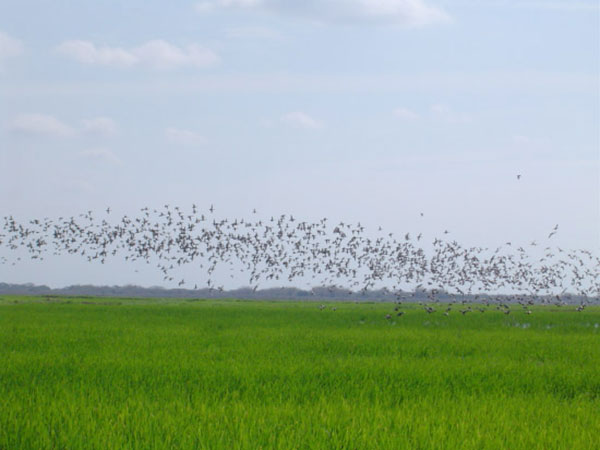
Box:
[0,0,598,288]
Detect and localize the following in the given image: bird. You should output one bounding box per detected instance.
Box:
[0,202,597,319]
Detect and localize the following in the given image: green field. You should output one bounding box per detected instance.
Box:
[1,296,599,449]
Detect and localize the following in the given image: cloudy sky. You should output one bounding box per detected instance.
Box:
[1,0,598,288]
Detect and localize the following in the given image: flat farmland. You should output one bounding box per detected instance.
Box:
[1,297,598,449]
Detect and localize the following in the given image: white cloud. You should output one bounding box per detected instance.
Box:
[196,0,262,12]
[8,114,121,138]
[393,107,419,120]
[56,41,137,67]
[195,0,451,26]
[8,114,75,138]
[518,1,598,10]
[430,104,471,123]
[79,148,122,165]
[452,1,598,11]
[281,111,322,129]
[132,40,219,69]
[56,39,218,69]
[165,127,207,146]
[0,31,24,64]
[82,117,118,137]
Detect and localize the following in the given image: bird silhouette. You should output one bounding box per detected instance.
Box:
[0,204,597,318]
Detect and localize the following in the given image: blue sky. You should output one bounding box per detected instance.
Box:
[0,0,598,288]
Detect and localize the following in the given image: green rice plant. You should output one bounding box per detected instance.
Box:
[0,297,598,449]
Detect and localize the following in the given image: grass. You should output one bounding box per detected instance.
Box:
[0,296,599,449]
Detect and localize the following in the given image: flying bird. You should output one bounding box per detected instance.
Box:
[1,202,597,318]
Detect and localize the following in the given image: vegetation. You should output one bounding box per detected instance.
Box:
[1,296,598,449]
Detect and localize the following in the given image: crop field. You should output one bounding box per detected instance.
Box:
[0,296,599,449]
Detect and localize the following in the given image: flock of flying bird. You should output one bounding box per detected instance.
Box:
[1,204,598,316]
